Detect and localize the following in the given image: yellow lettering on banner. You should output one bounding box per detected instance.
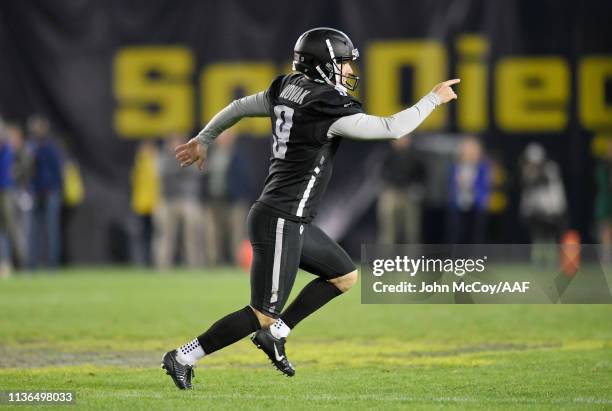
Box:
[456,35,488,132]
[367,41,447,130]
[496,57,569,132]
[591,134,612,158]
[201,63,276,136]
[579,56,612,130]
[114,47,194,138]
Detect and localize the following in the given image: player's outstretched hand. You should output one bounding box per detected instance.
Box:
[174,137,207,171]
[432,79,460,104]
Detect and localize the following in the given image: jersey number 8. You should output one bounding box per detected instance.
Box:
[272,105,294,159]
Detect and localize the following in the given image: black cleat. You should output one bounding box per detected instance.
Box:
[251,329,295,377]
[161,350,195,390]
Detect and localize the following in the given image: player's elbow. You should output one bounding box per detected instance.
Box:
[389,131,404,140]
[382,117,408,140]
[381,128,406,140]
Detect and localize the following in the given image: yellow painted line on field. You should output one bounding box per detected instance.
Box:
[560,340,611,351]
[2,338,610,371]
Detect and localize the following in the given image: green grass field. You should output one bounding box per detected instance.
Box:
[1,267,611,410]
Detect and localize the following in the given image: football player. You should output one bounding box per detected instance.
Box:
[163,27,459,389]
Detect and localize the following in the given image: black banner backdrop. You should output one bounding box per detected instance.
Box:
[0,0,610,262]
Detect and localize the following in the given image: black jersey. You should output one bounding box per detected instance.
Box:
[256,73,363,222]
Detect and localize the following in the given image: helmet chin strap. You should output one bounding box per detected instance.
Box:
[315,65,347,95]
[315,65,334,86]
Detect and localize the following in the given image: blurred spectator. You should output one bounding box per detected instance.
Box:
[377,135,426,244]
[62,154,84,208]
[0,120,9,277]
[154,134,205,269]
[7,124,34,247]
[6,124,31,268]
[28,115,64,268]
[130,140,159,266]
[205,130,249,265]
[486,151,509,243]
[225,134,253,263]
[60,143,85,265]
[0,123,24,275]
[447,136,490,244]
[595,141,612,263]
[519,143,567,266]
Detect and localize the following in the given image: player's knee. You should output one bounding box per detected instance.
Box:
[330,270,358,293]
[250,306,276,328]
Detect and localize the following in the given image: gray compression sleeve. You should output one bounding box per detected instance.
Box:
[327,92,441,140]
[195,91,270,145]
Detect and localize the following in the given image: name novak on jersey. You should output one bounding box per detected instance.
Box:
[279,84,311,104]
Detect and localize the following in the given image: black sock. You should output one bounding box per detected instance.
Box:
[197,306,260,355]
[281,278,343,329]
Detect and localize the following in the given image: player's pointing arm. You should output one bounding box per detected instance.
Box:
[175,91,270,170]
[327,79,460,140]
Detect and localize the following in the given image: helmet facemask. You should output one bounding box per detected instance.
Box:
[335,53,360,91]
[315,39,359,92]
